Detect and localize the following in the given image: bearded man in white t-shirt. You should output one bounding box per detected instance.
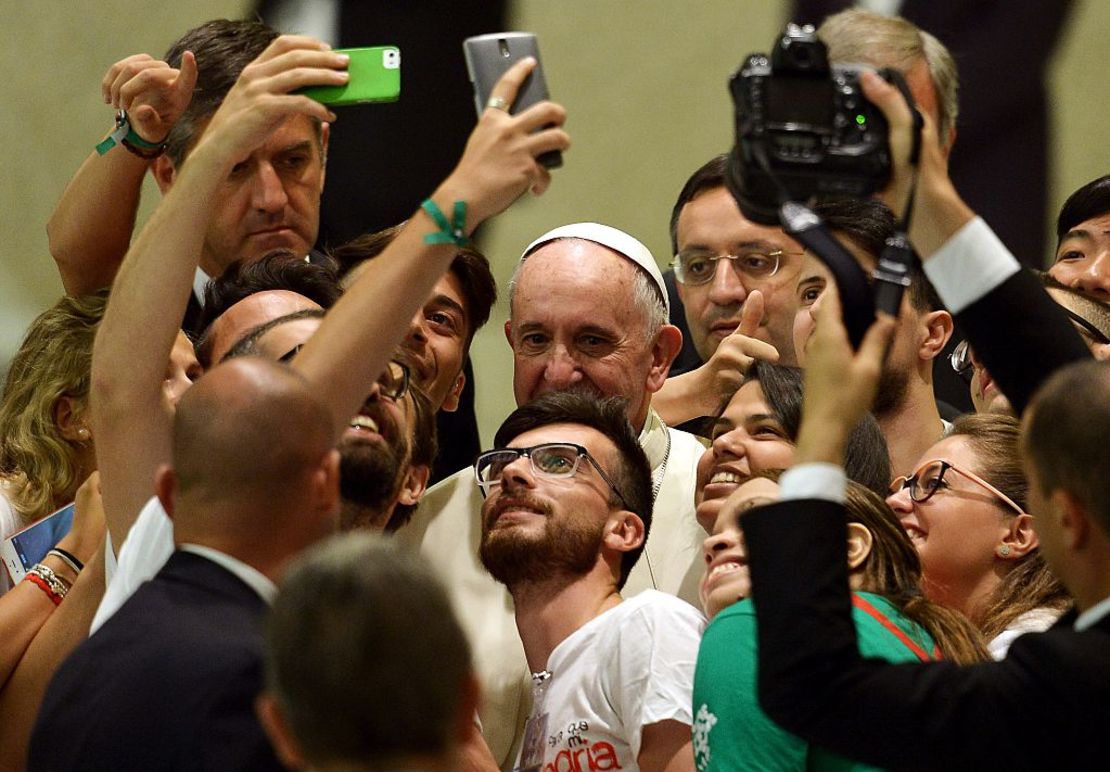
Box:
[476,391,704,772]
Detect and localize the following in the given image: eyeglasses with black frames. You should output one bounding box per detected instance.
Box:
[889,458,1027,516]
[474,442,629,508]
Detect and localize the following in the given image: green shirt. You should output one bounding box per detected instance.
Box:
[692,592,937,771]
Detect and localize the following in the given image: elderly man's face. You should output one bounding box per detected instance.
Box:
[506,240,675,431]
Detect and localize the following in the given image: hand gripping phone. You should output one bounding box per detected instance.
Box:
[1,503,76,584]
[463,32,562,169]
[301,46,401,106]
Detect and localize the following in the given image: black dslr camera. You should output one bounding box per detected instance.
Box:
[726,23,901,225]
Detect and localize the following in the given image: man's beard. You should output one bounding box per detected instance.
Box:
[338,434,407,530]
[873,362,910,418]
[480,497,605,589]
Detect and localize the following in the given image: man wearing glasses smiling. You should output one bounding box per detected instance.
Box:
[476,392,704,772]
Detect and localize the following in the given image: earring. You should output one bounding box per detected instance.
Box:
[997,545,1012,558]
[77,427,90,440]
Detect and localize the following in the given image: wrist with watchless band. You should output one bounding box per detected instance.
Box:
[95,109,167,160]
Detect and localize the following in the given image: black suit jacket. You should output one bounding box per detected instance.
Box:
[745,498,1110,771]
[955,267,1089,416]
[29,551,281,771]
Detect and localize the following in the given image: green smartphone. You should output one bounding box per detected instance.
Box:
[301,46,401,105]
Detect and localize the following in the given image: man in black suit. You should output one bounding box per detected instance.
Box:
[734,70,1105,771]
[29,357,341,769]
[742,301,1107,770]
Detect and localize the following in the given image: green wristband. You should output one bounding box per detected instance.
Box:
[95,110,166,158]
[421,198,469,248]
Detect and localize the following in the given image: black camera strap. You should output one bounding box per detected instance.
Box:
[777,200,877,348]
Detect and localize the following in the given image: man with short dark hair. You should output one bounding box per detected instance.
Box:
[791,197,955,476]
[30,358,341,770]
[258,533,479,772]
[1048,174,1110,299]
[48,20,332,329]
[332,230,499,480]
[476,393,703,772]
[402,222,707,765]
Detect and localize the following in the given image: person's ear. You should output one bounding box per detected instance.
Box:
[256,693,307,770]
[54,396,91,442]
[1053,489,1091,551]
[441,370,466,413]
[151,155,177,194]
[154,463,177,521]
[504,319,514,349]
[918,310,954,361]
[604,511,645,554]
[395,464,431,507]
[846,522,874,571]
[998,513,1038,560]
[646,325,683,393]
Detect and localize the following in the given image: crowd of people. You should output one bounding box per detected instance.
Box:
[0,7,1108,771]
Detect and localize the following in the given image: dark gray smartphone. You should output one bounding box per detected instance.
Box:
[463,32,562,169]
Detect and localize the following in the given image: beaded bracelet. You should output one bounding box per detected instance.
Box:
[25,564,70,606]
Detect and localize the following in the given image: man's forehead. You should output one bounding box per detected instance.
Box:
[508,422,614,455]
[431,272,470,325]
[678,186,797,249]
[188,113,322,162]
[515,243,637,307]
[255,316,322,360]
[209,291,321,363]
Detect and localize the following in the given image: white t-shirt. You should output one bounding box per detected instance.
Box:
[399,412,707,768]
[517,590,705,771]
[92,495,174,634]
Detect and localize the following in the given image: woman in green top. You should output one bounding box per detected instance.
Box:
[692,474,986,771]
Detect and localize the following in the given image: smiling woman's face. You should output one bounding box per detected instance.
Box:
[699,476,780,620]
[885,435,1014,615]
[694,380,796,532]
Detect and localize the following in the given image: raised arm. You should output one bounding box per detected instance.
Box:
[290,57,569,441]
[863,71,1088,415]
[744,291,1046,769]
[91,37,349,549]
[47,53,197,296]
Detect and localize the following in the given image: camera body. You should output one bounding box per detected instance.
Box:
[727,24,893,225]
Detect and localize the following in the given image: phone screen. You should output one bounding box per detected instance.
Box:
[2,503,75,583]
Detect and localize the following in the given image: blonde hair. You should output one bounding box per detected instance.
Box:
[0,291,108,525]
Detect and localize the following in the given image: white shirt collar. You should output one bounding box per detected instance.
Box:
[638,408,670,472]
[192,266,212,307]
[1075,595,1110,632]
[178,544,278,604]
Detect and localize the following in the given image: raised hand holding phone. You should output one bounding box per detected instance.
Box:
[464,32,562,169]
